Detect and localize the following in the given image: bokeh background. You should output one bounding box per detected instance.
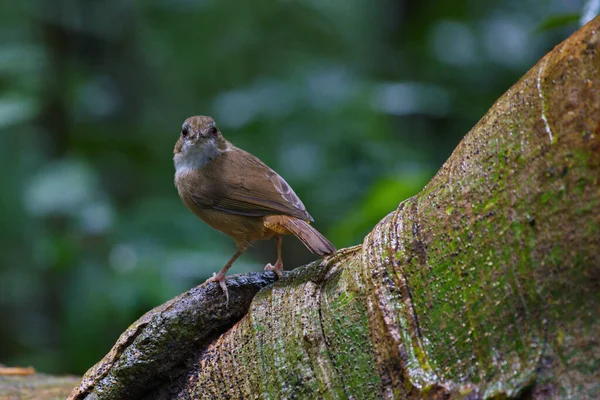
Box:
[0,0,593,375]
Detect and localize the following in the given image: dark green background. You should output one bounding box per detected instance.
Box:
[0,0,586,375]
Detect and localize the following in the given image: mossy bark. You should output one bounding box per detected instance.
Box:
[69,16,599,400]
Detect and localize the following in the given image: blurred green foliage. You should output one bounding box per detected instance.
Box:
[0,0,589,374]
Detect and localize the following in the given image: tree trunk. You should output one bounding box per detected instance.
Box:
[67,16,600,400]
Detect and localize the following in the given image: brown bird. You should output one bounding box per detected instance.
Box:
[173,116,335,302]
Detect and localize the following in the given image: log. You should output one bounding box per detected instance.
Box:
[0,373,79,400]
[69,16,600,399]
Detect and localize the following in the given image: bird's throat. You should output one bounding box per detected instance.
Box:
[174,138,224,177]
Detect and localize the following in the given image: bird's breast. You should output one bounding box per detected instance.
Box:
[175,173,271,246]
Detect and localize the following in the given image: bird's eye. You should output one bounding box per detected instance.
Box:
[210,126,218,135]
[181,127,189,137]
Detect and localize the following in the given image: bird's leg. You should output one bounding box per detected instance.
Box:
[265,235,284,278]
[206,247,246,305]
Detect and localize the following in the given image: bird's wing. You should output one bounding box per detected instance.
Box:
[190,148,313,221]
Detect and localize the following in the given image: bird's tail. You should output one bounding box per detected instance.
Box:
[265,216,336,257]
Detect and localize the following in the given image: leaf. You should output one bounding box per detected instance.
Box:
[535,13,580,32]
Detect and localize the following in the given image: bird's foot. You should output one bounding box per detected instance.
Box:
[206,272,229,306]
[264,261,284,278]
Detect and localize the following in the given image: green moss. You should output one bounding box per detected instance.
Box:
[321,263,381,398]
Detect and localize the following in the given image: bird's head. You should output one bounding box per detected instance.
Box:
[173,116,229,172]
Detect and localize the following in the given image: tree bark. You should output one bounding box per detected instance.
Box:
[69,16,600,400]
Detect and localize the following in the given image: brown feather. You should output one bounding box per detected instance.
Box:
[264,215,336,256]
[181,146,313,221]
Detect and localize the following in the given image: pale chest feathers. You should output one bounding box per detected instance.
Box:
[174,138,228,180]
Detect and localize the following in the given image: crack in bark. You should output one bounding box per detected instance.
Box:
[389,204,424,345]
[68,321,150,400]
[362,213,400,396]
[316,260,351,399]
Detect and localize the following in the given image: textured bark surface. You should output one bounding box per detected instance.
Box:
[68,272,277,400]
[67,17,599,400]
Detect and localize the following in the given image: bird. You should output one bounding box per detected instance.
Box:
[173,115,335,303]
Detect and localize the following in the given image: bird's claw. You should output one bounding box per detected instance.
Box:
[206,272,229,306]
[265,262,284,278]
